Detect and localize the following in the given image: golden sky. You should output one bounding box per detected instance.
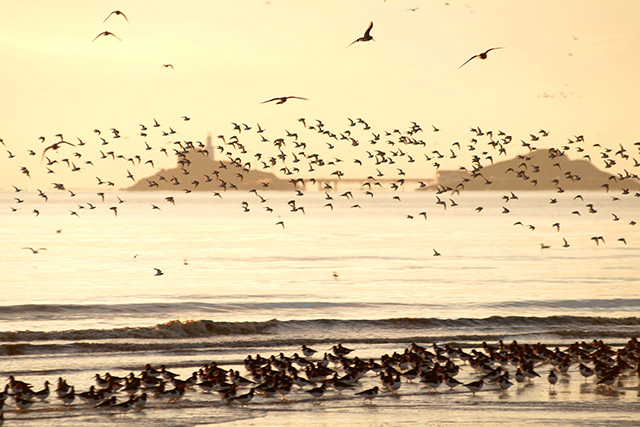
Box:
[1,0,639,189]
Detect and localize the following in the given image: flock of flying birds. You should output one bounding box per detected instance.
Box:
[3,111,638,260]
[2,9,639,265]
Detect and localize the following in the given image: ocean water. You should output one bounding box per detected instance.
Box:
[1,190,639,426]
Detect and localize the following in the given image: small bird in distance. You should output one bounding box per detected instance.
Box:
[41,141,75,160]
[92,31,122,42]
[348,21,374,47]
[23,247,47,254]
[261,96,308,104]
[103,10,129,23]
[458,47,504,69]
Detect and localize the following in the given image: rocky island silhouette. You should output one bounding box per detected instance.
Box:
[127,136,638,193]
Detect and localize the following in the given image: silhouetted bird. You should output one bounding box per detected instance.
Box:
[459,47,504,69]
[348,21,374,47]
[103,10,129,23]
[92,31,122,42]
[261,96,308,104]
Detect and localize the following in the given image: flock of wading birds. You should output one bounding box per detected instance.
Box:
[0,338,638,421]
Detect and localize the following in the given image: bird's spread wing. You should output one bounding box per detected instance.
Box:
[364,21,374,38]
[458,55,477,69]
[484,47,504,55]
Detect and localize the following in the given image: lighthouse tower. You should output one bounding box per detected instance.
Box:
[205,133,214,161]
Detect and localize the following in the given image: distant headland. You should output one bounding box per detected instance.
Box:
[432,148,638,192]
[127,136,638,193]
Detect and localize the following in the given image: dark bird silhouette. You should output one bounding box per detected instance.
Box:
[458,47,504,69]
[103,10,129,23]
[305,383,326,402]
[42,141,75,160]
[464,379,484,395]
[154,268,164,276]
[355,386,379,404]
[348,21,374,47]
[261,96,308,104]
[92,31,122,42]
[23,247,46,254]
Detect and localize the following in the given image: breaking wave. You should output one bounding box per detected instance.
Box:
[1,316,638,356]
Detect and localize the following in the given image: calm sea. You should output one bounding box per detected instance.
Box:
[0,190,638,426]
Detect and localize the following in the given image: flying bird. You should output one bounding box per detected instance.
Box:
[92,31,122,42]
[458,47,504,69]
[162,64,174,69]
[23,247,47,254]
[261,96,308,104]
[103,10,129,23]
[42,141,75,160]
[348,21,374,47]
